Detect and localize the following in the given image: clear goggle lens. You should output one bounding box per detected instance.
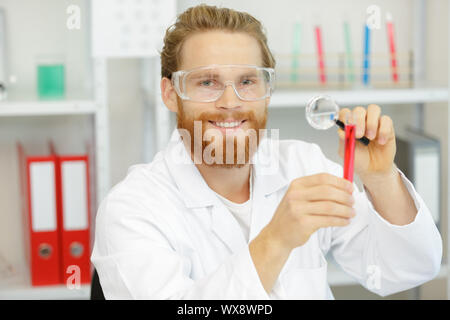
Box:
[172,65,275,102]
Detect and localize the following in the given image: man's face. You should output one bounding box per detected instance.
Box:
[175,31,269,168]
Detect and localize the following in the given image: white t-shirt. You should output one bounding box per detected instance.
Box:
[214,167,253,242]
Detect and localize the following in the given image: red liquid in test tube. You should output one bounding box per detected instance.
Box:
[343,124,356,182]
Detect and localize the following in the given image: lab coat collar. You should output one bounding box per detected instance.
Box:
[164,129,289,209]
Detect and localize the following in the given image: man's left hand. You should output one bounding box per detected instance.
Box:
[337,104,397,184]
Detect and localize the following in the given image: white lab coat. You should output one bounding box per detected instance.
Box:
[91,129,442,299]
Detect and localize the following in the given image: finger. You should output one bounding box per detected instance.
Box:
[337,108,351,140]
[377,115,394,145]
[337,126,345,141]
[293,173,354,194]
[352,106,367,139]
[303,185,355,207]
[308,215,351,230]
[338,108,351,121]
[338,108,351,126]
[366,104,381,140]
[306,201,356,219]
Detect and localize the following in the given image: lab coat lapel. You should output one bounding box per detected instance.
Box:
[249,183,281,242]
[164,130,216,208]
[249,137,290,241]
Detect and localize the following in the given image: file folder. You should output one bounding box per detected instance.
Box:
[51,143,92,285]
[17,143,62,286]
[395,128,441,226]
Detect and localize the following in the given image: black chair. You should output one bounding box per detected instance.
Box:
[90,269,106,300]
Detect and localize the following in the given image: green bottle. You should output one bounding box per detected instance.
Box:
[37,63,65,99]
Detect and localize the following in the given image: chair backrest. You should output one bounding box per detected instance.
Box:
[90,269,106,300]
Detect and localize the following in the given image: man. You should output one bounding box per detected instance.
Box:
[91,5,442,299]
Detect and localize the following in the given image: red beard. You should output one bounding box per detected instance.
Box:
[176,104,267,168]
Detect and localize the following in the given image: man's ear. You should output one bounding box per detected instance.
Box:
[161,77,179,113]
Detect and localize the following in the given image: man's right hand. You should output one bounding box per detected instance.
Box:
[266,172,355,251]
[249,173,355,293]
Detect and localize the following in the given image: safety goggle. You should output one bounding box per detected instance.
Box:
[171,64,275,103]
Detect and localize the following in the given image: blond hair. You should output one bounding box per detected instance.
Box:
[160,4,275,79]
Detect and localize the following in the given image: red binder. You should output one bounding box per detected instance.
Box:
[52,145,92,285]
[17,143,62,286]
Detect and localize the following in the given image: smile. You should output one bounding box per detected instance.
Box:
[209,120,246,129]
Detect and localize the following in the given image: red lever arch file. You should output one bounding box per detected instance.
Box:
[17,143,62,286]
[52,148,92,285]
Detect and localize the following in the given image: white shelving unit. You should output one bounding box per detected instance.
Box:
[0,61,108,300]
[0,0,110,300]
[0,66,109,300]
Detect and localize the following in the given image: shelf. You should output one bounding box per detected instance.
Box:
[0,100,98,117]
[0,271,90,299]
[0,284,90,300]
[0,89,98,117]
[270,87,449,108]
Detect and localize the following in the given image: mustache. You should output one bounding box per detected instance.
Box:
[196,110,256,122]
